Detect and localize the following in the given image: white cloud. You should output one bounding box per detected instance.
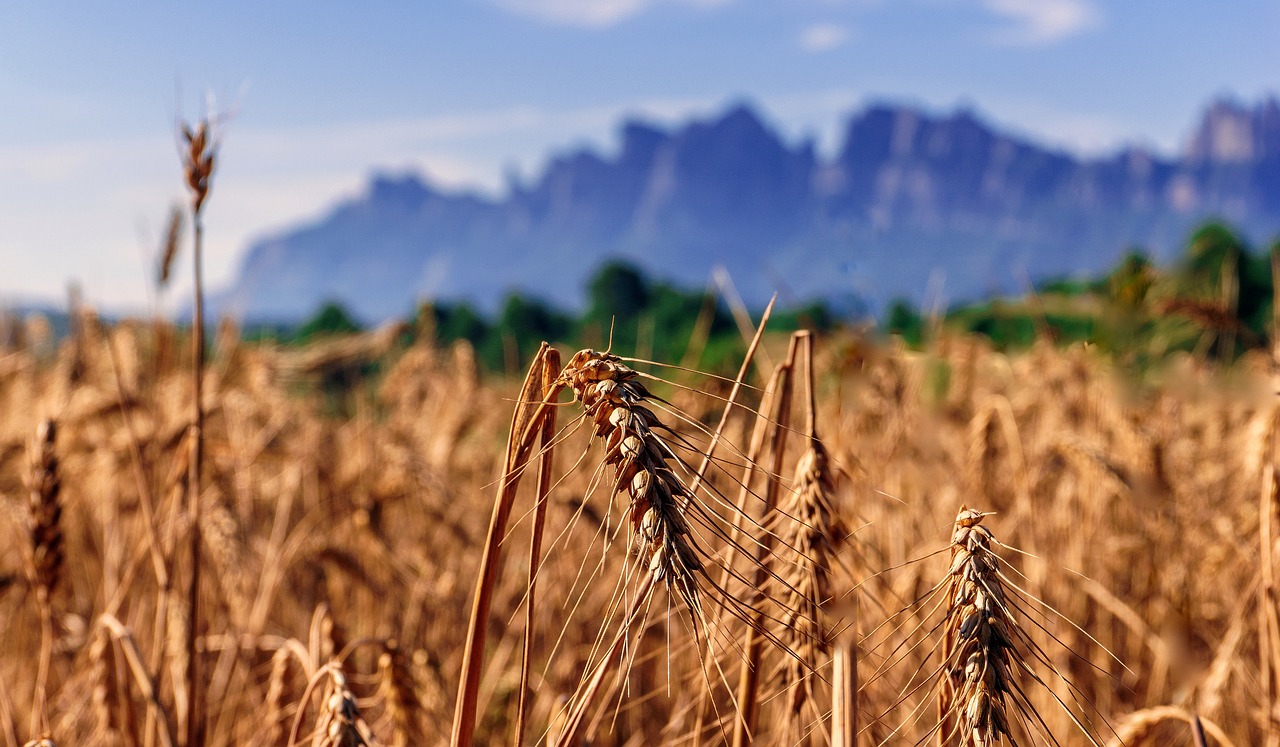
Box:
[799,23,851,53]
[490,0,732,28]
[981,0,1101,45]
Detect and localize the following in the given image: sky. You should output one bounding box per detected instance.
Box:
[1,0,1277,313]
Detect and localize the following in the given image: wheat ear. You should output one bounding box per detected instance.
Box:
[314,668,375,747]
[938,507,1014,746]
[558,349,704,609]
[378,641,421,747]
[780,331,851,745]
[28,419,62,739]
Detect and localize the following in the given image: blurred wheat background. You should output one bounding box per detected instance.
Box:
[0,303,1276,744]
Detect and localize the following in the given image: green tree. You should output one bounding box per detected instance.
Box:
[586,260,651,322]
[583,260,652,352]
[487,292,573,370]
[884,299,924,346]
[434,302,491,346]
[296,301,361,341]
[1107,251,1156,311]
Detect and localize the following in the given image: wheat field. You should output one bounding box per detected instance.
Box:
[0,306,1275,746]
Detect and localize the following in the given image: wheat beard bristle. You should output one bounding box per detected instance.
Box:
[560,349,703,612]
[942,507,1014,746]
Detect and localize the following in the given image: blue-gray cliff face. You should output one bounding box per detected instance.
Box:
[224,97,1280,321]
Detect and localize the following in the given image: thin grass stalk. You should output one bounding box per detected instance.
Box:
[683,295,773,504]
[451,343,564,746]
[1191,715,1209,747]
[0,675,18,747]
[515,349,561,747]
[731,332,801,747]
[832,638,855,747]
[180,117,214,747]
[1264,458,1280,747]
[100,614,177,747]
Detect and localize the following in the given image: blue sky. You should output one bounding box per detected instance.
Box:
[1,0,1277,310]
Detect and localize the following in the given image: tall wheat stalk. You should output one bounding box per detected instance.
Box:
[731,332,800,747]
[179,117,215,747]
[451,343,561,746]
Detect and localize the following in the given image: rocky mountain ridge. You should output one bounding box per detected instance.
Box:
[223,96,1280,321]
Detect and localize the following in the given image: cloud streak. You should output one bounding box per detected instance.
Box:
[799,23,852,53]
[491,0,732,28]
[981,0,1102,45]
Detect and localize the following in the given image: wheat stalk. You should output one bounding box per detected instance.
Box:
[178,115,217,747]
[451,343,559,747]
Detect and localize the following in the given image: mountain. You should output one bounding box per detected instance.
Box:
[221,96,1280,322]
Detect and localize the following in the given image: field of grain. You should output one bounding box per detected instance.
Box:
[0,307,1275,746]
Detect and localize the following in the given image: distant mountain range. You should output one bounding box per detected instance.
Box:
[222,96,1280,322]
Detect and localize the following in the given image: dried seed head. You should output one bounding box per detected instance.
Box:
[940,506,1016,747]
[557,349,703,611]
[157,203,184,288]
[181,119,216,214]
[28,419,63,603]
[378,640,422,747]
[263,646,293,745]
[315,667,374,747]
[778,438,845,729]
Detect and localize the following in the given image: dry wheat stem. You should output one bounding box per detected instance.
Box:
[99,614,177,747]
[778,333,851,746]
[732,332,801,747]
[179,116,216,747]
[451,343,561,747]
[516,351,561,747]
